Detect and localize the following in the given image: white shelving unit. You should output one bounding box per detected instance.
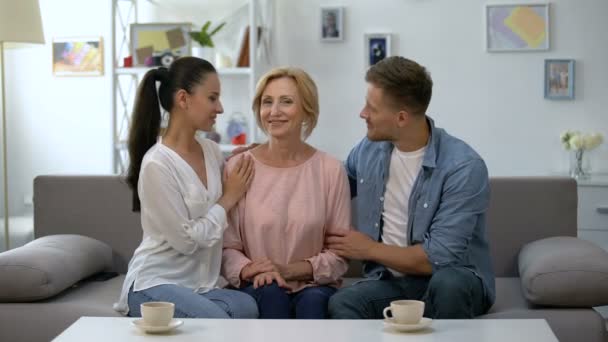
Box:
[111,0,259,174]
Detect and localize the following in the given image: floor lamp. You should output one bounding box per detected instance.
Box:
[0,1,45,251]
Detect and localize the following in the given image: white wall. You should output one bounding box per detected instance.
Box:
[274,0,608,176]
[4,0,113,215]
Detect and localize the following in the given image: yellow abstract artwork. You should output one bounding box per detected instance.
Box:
[504,6,546,48]
[486,4,549,51]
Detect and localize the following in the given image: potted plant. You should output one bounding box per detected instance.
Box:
[189,20,226,62]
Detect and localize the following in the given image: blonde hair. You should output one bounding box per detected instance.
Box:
[252,67,319,139]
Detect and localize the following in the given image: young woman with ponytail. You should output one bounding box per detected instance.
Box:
[113,57,258,319]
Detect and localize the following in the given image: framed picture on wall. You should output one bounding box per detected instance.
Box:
[485,3,550,52]
[52,37,104,76]
[320,6,344,42]
[364,33,391,68]
[130,23,191,66]
[545,59,574,100]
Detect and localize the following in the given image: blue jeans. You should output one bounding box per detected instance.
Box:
[128,284,258,319]
[241,282,337,319]
[328,267,488,319]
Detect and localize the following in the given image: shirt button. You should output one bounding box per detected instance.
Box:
[423,203,428,208]
[374,223,379,227]
[379,196,384,201]
[360,179,364,184]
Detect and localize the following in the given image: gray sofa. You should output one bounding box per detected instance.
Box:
[0,175,606,342]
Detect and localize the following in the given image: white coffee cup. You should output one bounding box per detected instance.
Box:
[141,302,175,326]
[382,300,424,324]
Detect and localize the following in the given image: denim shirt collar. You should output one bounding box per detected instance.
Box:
[378,115,439,170]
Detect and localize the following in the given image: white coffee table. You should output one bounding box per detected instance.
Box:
[52,317,558,342]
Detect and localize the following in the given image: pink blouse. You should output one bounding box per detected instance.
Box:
[222,150,352,292]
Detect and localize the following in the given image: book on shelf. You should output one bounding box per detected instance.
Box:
[236,26,262,68]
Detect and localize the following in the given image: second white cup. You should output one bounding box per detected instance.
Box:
[141,302,175,326]
[382,300,424,324]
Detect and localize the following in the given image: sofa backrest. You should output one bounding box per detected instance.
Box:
[34,175,141,274]
[486,177,576,277]
[34,175,577,276]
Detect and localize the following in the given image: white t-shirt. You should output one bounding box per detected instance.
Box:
[381,145,426,276]
[114,136,228,315]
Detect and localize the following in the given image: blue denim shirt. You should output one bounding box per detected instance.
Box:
[345,117,495,306]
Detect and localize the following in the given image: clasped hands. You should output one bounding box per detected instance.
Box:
[240,259,292,290]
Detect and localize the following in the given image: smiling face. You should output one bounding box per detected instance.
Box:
[259,76,305,140]
[184,72,223,131]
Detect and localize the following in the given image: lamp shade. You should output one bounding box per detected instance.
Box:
[0,0,45,44]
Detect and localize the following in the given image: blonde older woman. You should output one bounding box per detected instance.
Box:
[222,67,351,319]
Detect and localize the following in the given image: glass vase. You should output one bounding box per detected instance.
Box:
[570,149,591,180]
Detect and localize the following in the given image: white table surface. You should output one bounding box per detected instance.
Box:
[52,317,558,342]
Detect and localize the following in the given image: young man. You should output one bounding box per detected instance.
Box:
[327,56,495,319]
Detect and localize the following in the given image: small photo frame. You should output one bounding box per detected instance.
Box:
[485,3,550,52]
[320,7,344,42]
[545,59,575,100]
[52,37,103,76]
[364,33,391,68]
[130,23,191,66]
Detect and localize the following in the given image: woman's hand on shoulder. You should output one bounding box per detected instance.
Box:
[218,154,254,211]
[226,143,260,161]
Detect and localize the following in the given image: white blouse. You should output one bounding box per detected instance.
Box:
[114,136,228,315]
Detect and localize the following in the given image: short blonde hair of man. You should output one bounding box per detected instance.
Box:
[252,67,319,139]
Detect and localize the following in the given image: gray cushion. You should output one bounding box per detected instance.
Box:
[0,234,112,302]
[519,236,608,307]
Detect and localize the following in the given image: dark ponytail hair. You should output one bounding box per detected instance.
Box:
[126,57,217,211]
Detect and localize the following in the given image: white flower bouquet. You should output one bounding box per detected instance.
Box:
[560,131,604,179]
[560,131,603,151]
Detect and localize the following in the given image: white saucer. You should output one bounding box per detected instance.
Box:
[131,319,183,333]
[383,317,432,332]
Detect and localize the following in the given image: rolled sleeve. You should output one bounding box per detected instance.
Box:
[306,252,347,285]
[422,159,490,272]
[183,203,227,248]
